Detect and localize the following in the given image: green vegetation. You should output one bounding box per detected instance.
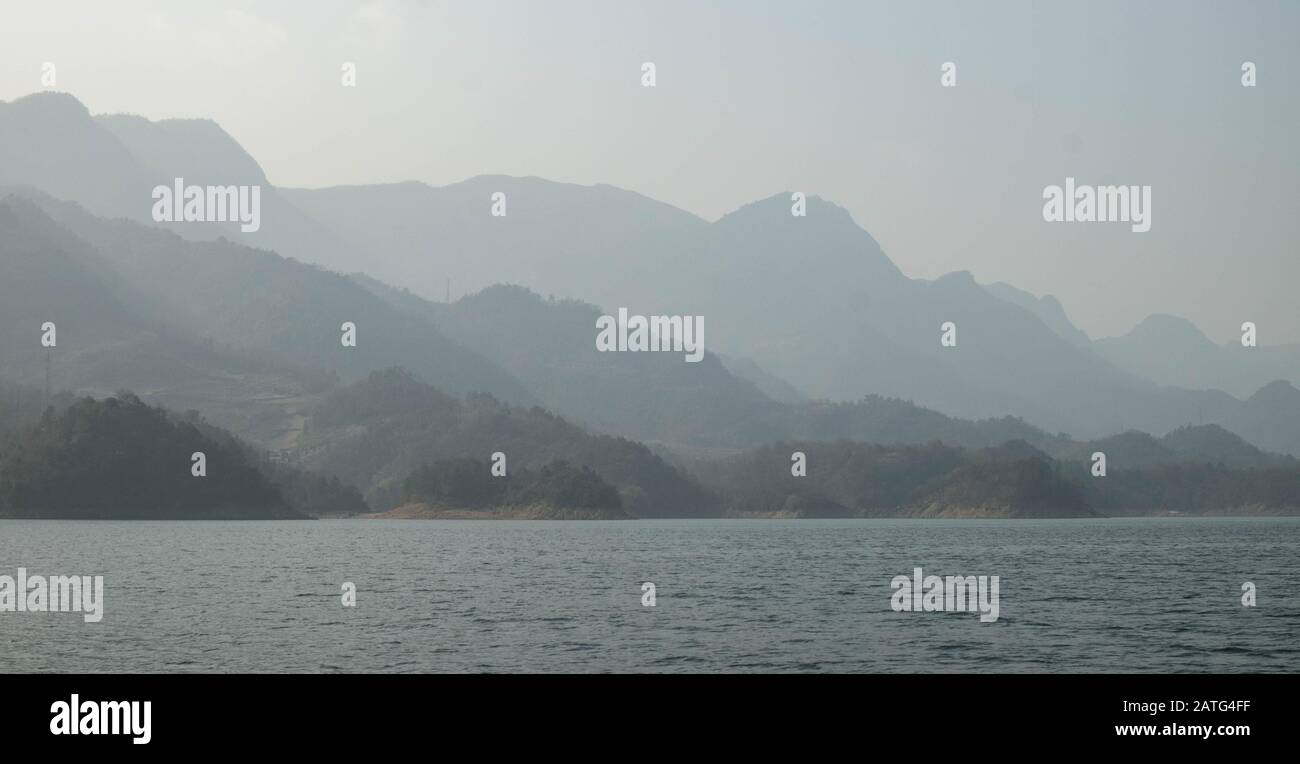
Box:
[403,458,622,513]
[1078,463,1300,516]
[2,385,1295,520]
[0,379,74,438]
[0,393,363,519]
[2,180,1297,521]
[701,441,1092,518]
[294,368,717,516]
[698,437,1300,518]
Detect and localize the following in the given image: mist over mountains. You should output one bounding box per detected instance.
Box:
[1,90,1298,519]
[8,91,1280,444]
[1095,314,1300,400]
[0,189,1061,459]
[290,179,1299,444]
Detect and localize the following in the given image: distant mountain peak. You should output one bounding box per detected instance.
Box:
[934,269,978,286]
[2,90,91,117]
[981,281,1093,348]
[95,111,269,185]
[1250,379,1299,404]
[1125,313,1214,345]
[710,191,900,282]
[717,191,858,227]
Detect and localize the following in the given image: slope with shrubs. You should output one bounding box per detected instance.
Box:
[292,368,718,516]
[698,437,1300,518]
[699,440,1093,518]
[1074,463,1300,516]
[0,393,363,518]
[395,457,625,518]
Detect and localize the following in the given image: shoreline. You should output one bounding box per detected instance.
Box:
[360,502,627,520]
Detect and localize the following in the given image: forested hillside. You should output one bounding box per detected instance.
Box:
[293,368,719,515]
[0,393,363,518]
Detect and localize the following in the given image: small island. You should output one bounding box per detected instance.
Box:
[372,457,627,519]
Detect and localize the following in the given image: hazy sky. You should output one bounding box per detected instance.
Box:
[2,0,1297,343]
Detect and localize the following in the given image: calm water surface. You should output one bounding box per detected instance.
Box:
[1,518,1297,672]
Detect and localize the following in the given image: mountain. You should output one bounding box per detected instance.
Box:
[292,368,719,516]
[0,193,332,443]
[0,92,355,264]
[354,277,1300,466]
[692,200,1132,426]
[289,177,1297,445]
[1046,424,1295,470]
[281,175,710,305]
[4,91,1298,454]
[2,179,1166,478]
[715,354,807,404]
[0,393,319,519]
[0,190,534,431]
[1159,424,1293,468]
[1229,381,1300,456]
[1095,314,1300,398]
[367,281,782,450]
[698,440,1094,518]
[351,278,1062,454]
[982,281,1093,349]
[0,93,155,222]
[95,113,269,189]
[92,111,362,275]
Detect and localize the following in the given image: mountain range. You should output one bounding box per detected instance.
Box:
[1,89,1298,473]
[7,91,1295,443]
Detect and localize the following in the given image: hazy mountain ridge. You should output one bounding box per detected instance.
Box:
[1,189,534,408]
[1095,313,1300,399]
[9,377,1289,521]
[7,92,1294,431]
[351,277,1065,454]
[1059,424,1296,470]
[289,176,1299,447]
[5,91,1152,437]
[292,368,719,516]
[281,175,712,304]
[10,185,1290,520]
[0,93,156,222]
[0,193,339,442]
[355,276,1300,464]
[3,89,1298,468]
[96,113,270,186]
[981,281,1093,349]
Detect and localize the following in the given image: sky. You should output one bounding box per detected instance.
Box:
[1,0,1297,344]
